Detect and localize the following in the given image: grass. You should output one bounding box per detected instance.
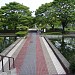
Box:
[0,37,4,42]
[65,28,75,32]
[42,32,62,35]
[42,27,75,35]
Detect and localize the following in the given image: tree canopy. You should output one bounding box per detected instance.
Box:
[35,0,75,33]
[0,1,75,33]
[0,2,33,31]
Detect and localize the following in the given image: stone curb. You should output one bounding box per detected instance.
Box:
[44,37,70,74]
[0,38,22,56]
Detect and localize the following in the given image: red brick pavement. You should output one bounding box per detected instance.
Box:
[14,33,32,75]
[14,33,49,75]
[36,35,49,75]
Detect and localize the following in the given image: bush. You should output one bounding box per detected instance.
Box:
[17,25,28,31]
[69,56,75,74]
[43,32,62,35]
[15,31,28,37]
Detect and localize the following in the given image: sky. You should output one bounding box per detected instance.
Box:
[0,0,53,11]
[0,0,53,16]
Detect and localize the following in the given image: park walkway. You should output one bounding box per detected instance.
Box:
[14,32,66,75]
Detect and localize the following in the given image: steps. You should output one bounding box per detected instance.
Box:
[0,68,17,75]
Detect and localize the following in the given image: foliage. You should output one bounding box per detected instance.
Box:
[35,0,75,33]
[17,25,28,30]
[0,37,4,42]
[35,3,53,28]
[0,2,33,31]
[42,32,62,35]
[53,0,75,33]
[65,28,75,32]
[15,31,28,36]
[19,16,34,28]
[69,56,75,74]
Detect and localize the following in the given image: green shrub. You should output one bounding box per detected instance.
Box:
[16,31,28,37]
[17,25,28,30]
[69,56,75,74]
[43,32,62,35]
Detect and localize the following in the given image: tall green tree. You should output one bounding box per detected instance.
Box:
[53,0,75,33]
[19,16,34,28]
[35,2,59,30]
[0,9,4,30]
[35,3,52,28]
[35,0,75,33]
[0,2,32,31]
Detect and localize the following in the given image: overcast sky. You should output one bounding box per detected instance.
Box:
[0,0,53,11]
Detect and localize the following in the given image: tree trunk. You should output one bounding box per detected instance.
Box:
[13,22,16,33]
[52,25,54,30]
[62,21,66,34]
[14,25,16,33]
[62,25,65,33]
[51,24,54,31]
[3,25,6,31]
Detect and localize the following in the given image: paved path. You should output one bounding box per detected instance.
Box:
[15,33,48,75]
[41,37,66,75]
[36,35,48,75]
[14,32,66,75]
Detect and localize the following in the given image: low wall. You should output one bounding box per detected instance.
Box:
[44,37,70,74]
[0,38,22,56]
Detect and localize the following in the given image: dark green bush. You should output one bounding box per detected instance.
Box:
[15,31,28,37]
[69,56,75,74]
[43,32,62,35]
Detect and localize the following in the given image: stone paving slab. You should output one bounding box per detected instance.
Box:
[41,37,66,75]
[14,34,32,74]
[36,35,48,75]
[14,33,49,75]
[0,32,68,75]
[45,37,70,72]
[40,37,57,75]
[0,37,25,72]
[19,33,36,75]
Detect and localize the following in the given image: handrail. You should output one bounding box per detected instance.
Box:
[0,54,15,72]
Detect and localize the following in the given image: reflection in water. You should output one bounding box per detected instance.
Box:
[51,37,75,63]
[0,36,17,53]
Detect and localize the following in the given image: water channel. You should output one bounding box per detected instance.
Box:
[50,37,75,63]
[0,36,17,53]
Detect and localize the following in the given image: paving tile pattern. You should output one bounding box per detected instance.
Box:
[40,37,58,75]
[14,33,32,74]
[19,33,36,75]
[36,35,49,75]
[14,32,66,75]
[15,33,49,75]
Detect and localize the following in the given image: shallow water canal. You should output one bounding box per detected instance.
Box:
[0,36,17,53]
[51,37,75,63]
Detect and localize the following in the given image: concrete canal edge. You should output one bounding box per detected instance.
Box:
[0,38,22,56]
[0,36,26,72]
[44,36,70,74]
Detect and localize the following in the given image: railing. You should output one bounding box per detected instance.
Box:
[0,54,15,72]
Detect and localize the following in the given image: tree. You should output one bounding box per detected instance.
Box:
[35,0,75,33]
[0,2,32,31]
[35,2,60,30]
[52,0,75,33]
[19,16,34,28]
[35,3,53,29]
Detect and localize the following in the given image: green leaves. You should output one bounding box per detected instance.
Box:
[0,2,32,31]
[35,0,75,33]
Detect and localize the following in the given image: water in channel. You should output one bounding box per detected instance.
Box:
[51,37,75,63]
[0,36,17,53]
